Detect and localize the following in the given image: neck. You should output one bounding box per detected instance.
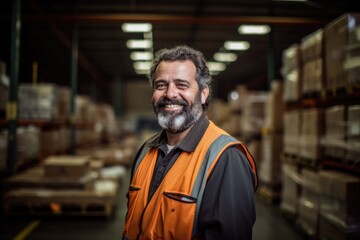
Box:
[165,126,193,146]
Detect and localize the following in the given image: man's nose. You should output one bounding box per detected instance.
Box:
[165,83,178,99]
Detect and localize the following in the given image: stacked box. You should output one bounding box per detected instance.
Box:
[280,162,301,216]
[19,83,59,120]
[298,169,321,237]
[345,25,360,84]
[281,44,302,102]
[44,155,91,180]
[283,110,301,155]
[241,92,267,137]
[264,81,284,132]
[324,13,360,88]
[76,95,94,123]
[299,108,324,160]
[259,133,283,186]
[323,105,347,159]
[206,98,231,126]
[347,105,360,161]
[301,29,325,93]
[0,126,40,171]
[319,170,360,240]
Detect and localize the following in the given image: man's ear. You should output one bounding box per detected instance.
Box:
[201,86,209,104]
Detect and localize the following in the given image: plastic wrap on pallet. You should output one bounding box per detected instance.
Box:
[241,92,267,136]
[300,29,323,62]
[299,108,324,160]
[298,169,321,237]
[323,105,347,159]
[264,81,284,132]
[347,105,360,162]
[259,133,283,186]
[319,170,360,233]
[18,83,59,120]
[280,163,301,216]
[344,25,360,84]
[281,44,302,102]
[283,110,301,155]
[300,29,325,94]
[324,13,360,88]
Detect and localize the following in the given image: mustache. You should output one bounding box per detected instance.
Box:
[154,97,188,108]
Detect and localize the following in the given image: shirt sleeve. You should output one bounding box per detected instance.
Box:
[198,146,256,240]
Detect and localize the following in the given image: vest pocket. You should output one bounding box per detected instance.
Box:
[153,191,197,239]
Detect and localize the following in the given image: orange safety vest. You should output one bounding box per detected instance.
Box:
[123,121,257,240]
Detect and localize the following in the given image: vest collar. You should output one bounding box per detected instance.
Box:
[148,114,210,152]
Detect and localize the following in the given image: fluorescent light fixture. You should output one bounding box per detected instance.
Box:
[207,62,226,72]
[135,69,149,75]
[238,25,271,35]
[130,51,153,61]
[126,39,152,49]
[224,41,250,51]
[133,61,152,71]
[122,23,152,32]
[214,52,238,62]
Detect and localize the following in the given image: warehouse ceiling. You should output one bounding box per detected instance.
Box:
[1,0,360,104]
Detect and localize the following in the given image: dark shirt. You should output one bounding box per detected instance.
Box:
[129,114,256,240]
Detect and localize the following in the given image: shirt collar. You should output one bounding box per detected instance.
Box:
[148,113,210,152]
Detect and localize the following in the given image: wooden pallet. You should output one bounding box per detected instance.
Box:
[4,180,119,217]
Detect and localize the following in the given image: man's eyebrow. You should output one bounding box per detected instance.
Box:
[174,79,190,84]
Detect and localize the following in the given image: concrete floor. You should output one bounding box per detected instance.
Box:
[0,170,307,240]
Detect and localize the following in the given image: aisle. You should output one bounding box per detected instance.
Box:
[1,171,306,240]
[254,198,306,240]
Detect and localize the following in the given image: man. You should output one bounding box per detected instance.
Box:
[123,45,258,240]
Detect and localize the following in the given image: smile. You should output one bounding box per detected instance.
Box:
[165,104,182,108]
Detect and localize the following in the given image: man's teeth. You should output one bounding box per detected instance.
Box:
[165,104,181,108]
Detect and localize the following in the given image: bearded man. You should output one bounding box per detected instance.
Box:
[123,45,258,240]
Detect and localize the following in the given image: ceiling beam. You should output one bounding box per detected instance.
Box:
[20,13,329,26]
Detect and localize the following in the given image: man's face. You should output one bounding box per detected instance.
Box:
[152,60,209,133]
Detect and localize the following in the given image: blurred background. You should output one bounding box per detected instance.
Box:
[1,1,360,239]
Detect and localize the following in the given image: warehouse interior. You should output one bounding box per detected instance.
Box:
[1,0,360,239]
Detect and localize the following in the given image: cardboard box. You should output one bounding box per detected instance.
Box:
[319,170,360,228]
[283,110,301,155]
[44,155,91,179]
[298,169,320,237]
[280,163,301,216]
[324,13,360,88]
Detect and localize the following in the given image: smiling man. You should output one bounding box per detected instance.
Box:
[123,45,258,240]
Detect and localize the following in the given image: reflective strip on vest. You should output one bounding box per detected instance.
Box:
[190,134,240,237]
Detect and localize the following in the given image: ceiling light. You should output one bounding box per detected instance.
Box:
[224,41,250,51]
[238,25,271,35]
[122,23,152,32]
[135,69,149,75]
[130,52,153,61]
[133,61,152,71]
[207,62,226,72]
[213,52,238,62]
[126,39,153,49]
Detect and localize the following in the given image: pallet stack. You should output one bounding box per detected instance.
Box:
[4,155,121,217]
[280,13,360,240]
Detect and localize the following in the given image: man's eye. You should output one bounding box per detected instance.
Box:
[177,84,188,89]
[155,84,166,89]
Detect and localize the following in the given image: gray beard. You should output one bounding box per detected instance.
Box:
[154,95,202,134]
